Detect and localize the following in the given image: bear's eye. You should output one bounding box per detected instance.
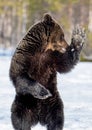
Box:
[60,35,64,40]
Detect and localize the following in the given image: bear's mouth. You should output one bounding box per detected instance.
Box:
[44,42,67,53]
[60,47,66,53]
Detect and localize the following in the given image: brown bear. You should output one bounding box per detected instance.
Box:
[9,14,86,130]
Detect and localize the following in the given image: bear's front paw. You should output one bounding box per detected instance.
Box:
[71,25,86,51]
[16,86,30,95]
[32,83,52,99]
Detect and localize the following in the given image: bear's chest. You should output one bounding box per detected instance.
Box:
[28,52,54,87]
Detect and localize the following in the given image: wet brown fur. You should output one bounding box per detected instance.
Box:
[9,14,83,130]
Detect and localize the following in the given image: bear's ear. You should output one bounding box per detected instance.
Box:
[43,13,55,26]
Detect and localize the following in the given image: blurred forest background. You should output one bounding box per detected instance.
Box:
[0,0,92,61]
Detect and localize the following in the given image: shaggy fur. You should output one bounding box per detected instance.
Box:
[9,14,85,130]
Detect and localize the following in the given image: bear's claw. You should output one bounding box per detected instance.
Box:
[72,25,86,51]
[31,83,52,99]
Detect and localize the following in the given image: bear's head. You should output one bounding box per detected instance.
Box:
[42,13,69,54]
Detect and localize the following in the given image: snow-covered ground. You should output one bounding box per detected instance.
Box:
[0,56,92,130]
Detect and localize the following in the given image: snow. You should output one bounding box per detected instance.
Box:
[0,48,14,56]
[0,57,92,130]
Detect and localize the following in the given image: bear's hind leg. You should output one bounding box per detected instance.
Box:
[47,115,64,130]
[11,111,31,130]
[11,102,32,130]
[11,96,38,130]
[46,97,64,130]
